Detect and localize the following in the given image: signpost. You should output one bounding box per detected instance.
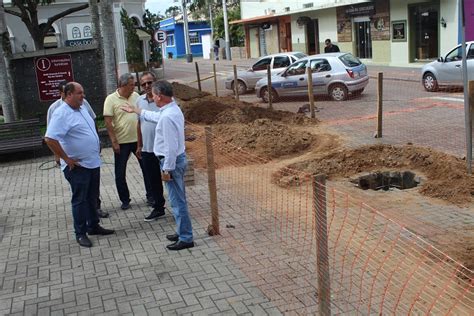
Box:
[35,55,74,101]
[153,30,167,79]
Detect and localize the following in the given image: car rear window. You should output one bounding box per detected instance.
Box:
[339,53,362,67]
[293,52,307,59]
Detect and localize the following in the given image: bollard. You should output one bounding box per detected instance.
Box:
[376,72,383,138]
[233,64,239,101]
[467,80,474,174]
[205,126,219,235]
[195,62,202,91]
[313,174,331,316]
[213,63,218,97]
[307,67,315,118]
[267,64,273,110]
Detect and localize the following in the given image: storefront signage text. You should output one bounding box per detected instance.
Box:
[345,4,375,17]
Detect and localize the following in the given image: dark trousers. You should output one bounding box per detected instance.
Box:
[114,142,152,204]
[63,166,100,238]
[141,152,166,211]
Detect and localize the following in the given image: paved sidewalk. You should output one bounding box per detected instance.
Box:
[0,149,280,315]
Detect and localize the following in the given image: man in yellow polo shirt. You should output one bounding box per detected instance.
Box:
[103,73,153,210]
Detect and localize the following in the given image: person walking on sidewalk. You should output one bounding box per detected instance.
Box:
[121,80,194,251]
[324,38,340,53]
[136,71,167,222]
[47,81,109,219]
[103,73,154,210]
[45,82,115,248]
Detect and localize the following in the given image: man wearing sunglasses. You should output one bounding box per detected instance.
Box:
[136,71,167,222]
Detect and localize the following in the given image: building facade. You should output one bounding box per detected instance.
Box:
[4,0,148,75]
[159,16,212,59]
[236,0,462,66]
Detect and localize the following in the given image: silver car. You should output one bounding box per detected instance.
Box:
[421,41,474,92]
[255,53,369,102]
[225,52,306,94]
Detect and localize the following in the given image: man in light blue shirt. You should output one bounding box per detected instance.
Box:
[45,82,115,248]
[121,80,194,251]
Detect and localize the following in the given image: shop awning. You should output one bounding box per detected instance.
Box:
[230,14,282,25]
[43,36,57,48]
[273,0,373,17]
[136,29,151,41]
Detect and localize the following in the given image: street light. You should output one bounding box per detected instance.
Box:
[178,0,193,62]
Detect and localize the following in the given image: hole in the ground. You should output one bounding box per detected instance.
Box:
[353,171,420,191]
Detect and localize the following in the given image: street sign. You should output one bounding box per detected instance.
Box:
[154,30,167,43]
[34,54,74,101]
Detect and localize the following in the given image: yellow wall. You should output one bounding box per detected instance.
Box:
[372,40,391,64]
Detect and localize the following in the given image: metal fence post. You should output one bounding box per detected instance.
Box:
[307,67,315,118]
[205,126,219,235]
[468,80,474,174]
[195,62,202,91]
[267,64,273,110]
[376,72,383,138]
[233,64,239,101]
[213,63,218,97]
[313,174,331,316]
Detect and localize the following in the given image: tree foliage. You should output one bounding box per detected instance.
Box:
[120,8,142,65]
[164,6,181,18]
[3,0,89,50]
[142,9,162,63]
[212,3,243,46]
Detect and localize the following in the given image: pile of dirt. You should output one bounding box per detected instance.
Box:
[172,82,210,101]
[212,119,313,159]
[273,144,474,205]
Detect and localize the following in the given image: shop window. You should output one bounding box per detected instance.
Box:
[167,34,175,46]
[273,56,290,68]
[189,32,200,44]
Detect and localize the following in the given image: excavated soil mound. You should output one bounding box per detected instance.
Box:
[273,144,474,205]
[180,94,314,125]
[212,119,313,159]
[172,82,210,101]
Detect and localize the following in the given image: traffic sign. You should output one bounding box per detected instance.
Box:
[154,30,167,43]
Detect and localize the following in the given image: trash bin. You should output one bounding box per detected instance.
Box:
[167,52,173,59]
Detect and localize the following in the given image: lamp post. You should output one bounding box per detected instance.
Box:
[181,0,193,62]
[222,0,231,60]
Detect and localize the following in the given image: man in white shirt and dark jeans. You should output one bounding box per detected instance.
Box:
[121,80,194,251]
[136,71,166,222]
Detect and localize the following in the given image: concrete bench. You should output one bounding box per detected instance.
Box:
[0,118,43,154]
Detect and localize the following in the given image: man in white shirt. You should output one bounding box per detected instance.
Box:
[121,80,194,251]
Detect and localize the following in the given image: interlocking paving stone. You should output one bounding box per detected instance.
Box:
[0,150,277,315]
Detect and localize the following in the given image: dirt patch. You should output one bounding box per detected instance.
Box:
[273,144,474,205]
[172,82,210,101]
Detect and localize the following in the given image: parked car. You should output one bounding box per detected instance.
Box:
[225,52,307,94]
[255,52,369,102]
[421,41,474,92]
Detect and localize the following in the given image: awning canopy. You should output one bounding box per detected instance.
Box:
[274,0,373,17]
[136,29,151,41]
[230,14,281,25]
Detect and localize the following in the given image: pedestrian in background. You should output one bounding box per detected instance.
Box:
[324,38,340,53]
[103,73,154,210]
[45,82,115,248]
[136,71,167,222]
[121,80,194,251]
[213,39,220,61]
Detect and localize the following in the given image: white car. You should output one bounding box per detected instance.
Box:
[421,41,474,92]
[225,52,306,94]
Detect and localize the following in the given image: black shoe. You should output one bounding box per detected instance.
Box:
[97,209,109,218]
[146,197,155,207]
[166,233,179,242]
[121,199,131,210]
[166,240,194,251]
[144,209,165,222]
[88,225,115,236]
[77,235,92,248]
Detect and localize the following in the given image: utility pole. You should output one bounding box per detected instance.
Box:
[182,0,193,62]
[222,0,231,60]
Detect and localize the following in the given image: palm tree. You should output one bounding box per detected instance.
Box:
[0,0,15,122]
[100,0,117,94]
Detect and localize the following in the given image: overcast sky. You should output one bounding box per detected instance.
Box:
[145,0,176,16]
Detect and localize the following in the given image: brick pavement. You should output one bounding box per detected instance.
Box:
[0,149,281,316]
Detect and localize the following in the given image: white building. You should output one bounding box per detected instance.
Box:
[235,0,461,66]
[4,0,150,75]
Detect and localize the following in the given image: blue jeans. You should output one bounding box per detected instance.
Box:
[160,153,193,243]
[63,166,100,238]
[114,142,152,204]
[142,152,166,211]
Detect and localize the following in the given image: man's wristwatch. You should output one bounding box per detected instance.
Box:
[162,171,169,175]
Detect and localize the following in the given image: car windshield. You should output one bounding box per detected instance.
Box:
[339,53,361,67]
[293,52,307,59]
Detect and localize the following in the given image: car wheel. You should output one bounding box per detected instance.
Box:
[329,84,348,101]
[232,80,247,95]
[423,72,439,92]
[261,86,278,103]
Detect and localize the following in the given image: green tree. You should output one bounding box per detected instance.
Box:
[164,6,181,18]
[120,8,143,66]
[142,9,162,64]
[212,3,243,46]
[3,0,89,50]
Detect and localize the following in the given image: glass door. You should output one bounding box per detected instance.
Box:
[409,3,439,61]
[355,21,372,59]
